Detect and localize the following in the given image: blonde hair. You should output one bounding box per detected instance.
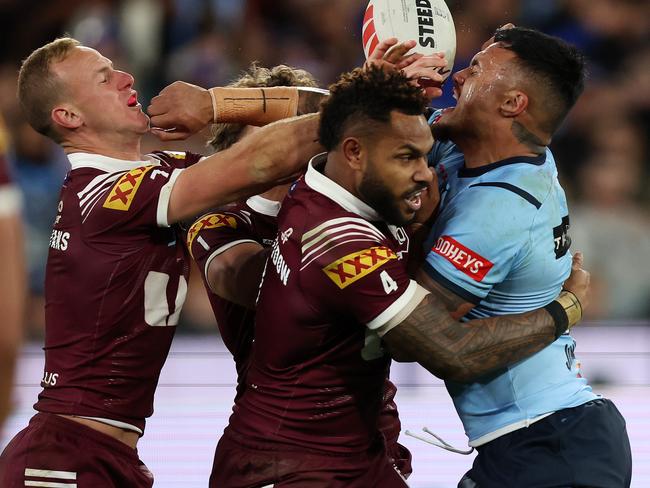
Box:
[18,37,80,142]
[209,63,318,152]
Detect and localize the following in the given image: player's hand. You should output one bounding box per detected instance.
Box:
[148,81,213,141]
[402,53,447,100]
[365,38,446,100]
[562,252,591,311]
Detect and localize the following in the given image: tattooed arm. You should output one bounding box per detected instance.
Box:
[383,255,590,383]
[383,293,555,383]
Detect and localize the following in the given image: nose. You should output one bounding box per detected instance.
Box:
[414,156,434,184]
[116,70,135,90]
[452,69,466,93]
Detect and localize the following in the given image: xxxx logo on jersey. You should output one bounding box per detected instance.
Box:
[186,213,237,254]
[103,166,155,211]
[323,246,396,289]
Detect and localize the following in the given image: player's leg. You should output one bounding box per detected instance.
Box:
[559,399,631,487]
[463,399,631,488]
[0,414,153,488]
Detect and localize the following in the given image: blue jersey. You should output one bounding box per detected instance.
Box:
[425,114,597,445]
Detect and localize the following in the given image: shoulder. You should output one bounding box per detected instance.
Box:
[148,150,203,169]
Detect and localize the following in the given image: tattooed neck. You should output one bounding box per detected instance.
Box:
[512,121,547,155]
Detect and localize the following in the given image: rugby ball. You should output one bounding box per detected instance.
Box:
[362,0,456,80]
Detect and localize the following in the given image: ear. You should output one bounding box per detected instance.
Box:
[51,104,82,130]
[500,90,528,118]
[341,137,363,170]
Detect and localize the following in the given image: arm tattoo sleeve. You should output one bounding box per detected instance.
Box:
[383,293,555,383]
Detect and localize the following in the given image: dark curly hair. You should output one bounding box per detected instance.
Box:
[318,65,429,151]
[209,62,318,152]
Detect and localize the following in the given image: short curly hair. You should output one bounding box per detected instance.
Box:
[209,63,318,152]
[318,66,429,151]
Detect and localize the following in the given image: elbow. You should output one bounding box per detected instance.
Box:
[420,355,478,383]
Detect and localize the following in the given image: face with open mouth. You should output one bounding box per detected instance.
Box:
[431,43,516,142]
[357,111,434,226]
[53,46,150,136]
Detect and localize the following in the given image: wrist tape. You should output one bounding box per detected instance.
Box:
[208,87,299,125]
[544,290,583,338]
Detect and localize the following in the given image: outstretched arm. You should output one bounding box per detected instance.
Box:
[166,113,320,224]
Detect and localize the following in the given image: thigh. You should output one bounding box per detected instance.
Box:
[0,415,153,488]
[211,434,409,488]
[467,400,632,488]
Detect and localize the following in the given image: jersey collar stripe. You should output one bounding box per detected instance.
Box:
[300,237,380,271]
[77,172,119,202]
[302,222,385,253]
[302,230,382,264]
[302,216,384,244]
[79,176,121,213]
[305,153,381,221]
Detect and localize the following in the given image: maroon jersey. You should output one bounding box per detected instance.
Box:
[227,154,426,455]
[187,196,279,398]
[35,150,201,433]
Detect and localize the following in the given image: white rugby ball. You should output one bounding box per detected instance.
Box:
[362,0,456,80]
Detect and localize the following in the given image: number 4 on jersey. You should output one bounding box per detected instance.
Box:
[380,270,398,294]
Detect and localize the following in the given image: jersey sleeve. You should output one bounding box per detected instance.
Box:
[301,235,427,336]
[423,186,536,304]
[186,207,259,281]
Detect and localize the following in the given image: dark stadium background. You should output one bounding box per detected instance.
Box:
[1,1,648,486]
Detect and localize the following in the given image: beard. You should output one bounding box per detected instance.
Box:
[358,167,411,226]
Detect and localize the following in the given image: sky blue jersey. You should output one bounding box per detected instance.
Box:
[424,113,597,446]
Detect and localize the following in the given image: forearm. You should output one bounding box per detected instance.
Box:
[167,114,321,224]
[383,294,556,383]
[208,245,269,308]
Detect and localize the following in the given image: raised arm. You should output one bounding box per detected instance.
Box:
[166,113,320,224]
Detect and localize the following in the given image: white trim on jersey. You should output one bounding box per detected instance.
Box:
[202,239,259,294]
[302,217,385,247]
[78,174,122,222]
[368,280,430,337]
[75,415,143,434]
[300,237,382,272]
[156,168,184,227]
[246,195,281,217]
[24,470,76,480]
[302,227,382,263]
[0,184,22,216]
[24,482,77,488]
[77,172,119,204]
[469,411,555,447]
[68,152,152,172]
[24,468,77,487]
[305,153,381,221]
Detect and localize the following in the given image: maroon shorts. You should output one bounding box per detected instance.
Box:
[209,430,408,488]
[0,413,153,488]
[386,440,413,480]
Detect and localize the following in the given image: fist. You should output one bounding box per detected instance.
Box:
[147,81,213,141]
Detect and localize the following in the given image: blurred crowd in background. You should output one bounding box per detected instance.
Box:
[0,0,648,338]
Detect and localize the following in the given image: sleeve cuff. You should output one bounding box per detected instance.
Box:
[156,168,184,227]
[367,280,430,336]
